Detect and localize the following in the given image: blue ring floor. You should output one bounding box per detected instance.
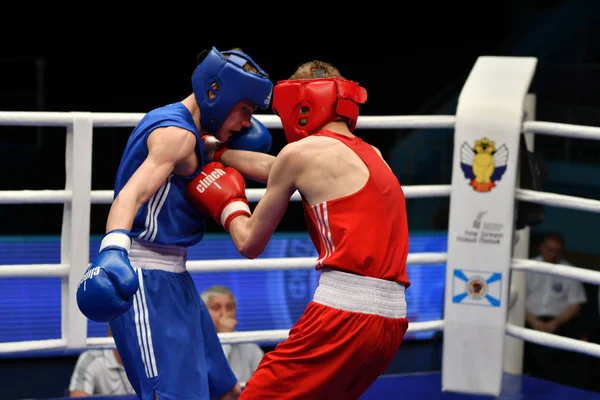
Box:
[39,372,600,399]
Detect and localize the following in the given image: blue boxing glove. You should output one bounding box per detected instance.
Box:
[76,229,139,322]
[228,116,272,154]
[205,116,272,162]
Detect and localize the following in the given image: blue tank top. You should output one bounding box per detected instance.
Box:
[113,102,208,247]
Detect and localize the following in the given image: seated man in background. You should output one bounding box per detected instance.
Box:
[202,285,264,384]
[69,325,135,397]
[524,232,587,387]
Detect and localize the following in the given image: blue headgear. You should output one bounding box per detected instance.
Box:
[192,47,273,135]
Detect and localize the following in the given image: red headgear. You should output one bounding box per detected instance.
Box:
[272,76,368,143]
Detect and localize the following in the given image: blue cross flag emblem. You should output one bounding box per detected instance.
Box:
[452,269,502,307]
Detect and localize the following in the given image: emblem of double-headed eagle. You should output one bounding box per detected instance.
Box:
[460,137,509,192]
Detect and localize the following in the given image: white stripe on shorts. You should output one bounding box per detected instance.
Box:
[133,268,158,378]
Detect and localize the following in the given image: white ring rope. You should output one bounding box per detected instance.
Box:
[0,190,73,204]
[3,186,599,214]
[523,120,600,140]
[511,259,600,286]
[353,115,456,129]
[10,318,600,361]
[506,323,600,358]
[185,252,447,273]
[0,253,448,279]
[4,317,599,358]
[0,264,70,278]
[516,188,600,213]
[7,255,599,288]
[0,339,68,354]
[0,185,453,205]
[0,112,456,130]
[0,320,445,354]
[4,111,600,141]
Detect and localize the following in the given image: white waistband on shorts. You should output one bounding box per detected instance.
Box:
[312,269,407,319]
[128,239,188,273]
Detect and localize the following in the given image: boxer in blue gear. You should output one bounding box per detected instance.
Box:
[76,47,276,400]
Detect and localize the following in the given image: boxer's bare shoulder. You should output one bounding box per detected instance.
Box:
[280,134,349,166]
[275,135,367,206]
[273,135,345,185]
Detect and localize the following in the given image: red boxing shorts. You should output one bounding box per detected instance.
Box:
[240,269,409,400]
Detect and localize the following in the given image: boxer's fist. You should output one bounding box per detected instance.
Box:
[186,162,251,231]
[229,116,272,154]
[202,116,272,163]
[76,229,139,322]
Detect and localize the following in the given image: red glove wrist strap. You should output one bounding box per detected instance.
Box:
[213,144,229,163]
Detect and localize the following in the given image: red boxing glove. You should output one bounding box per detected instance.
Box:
[202,135,229,163]
[186,162,251,231]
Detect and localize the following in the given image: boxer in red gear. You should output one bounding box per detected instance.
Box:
[187,61,410,400]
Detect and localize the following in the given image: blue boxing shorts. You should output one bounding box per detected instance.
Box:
[109,240,238,400]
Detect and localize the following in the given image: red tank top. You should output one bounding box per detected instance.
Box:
[302,131,410,287]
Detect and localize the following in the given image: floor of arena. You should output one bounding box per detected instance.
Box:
[37,372,600,399]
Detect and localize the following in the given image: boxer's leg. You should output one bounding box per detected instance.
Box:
[241,301,407,400]
[341,315,408,399]
[113,268,211,400]
[110,267,159,400]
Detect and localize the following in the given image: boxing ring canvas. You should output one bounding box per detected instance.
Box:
[3,55,600,398]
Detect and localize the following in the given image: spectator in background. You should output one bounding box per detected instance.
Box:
[524,232,587,387]
[201,285,264,384]
[68,325,135,397]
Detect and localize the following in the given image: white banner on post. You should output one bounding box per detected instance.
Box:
[442,56,537,396]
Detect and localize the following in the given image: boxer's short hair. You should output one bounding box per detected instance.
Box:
[290,60,342,80]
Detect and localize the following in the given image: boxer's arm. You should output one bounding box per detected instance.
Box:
[220,150,275,185]
[228,145,301,258]
[106,127,196,232]
[204,117,274,184]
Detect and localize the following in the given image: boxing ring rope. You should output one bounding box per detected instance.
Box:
[506,324,600,358]
[0,185,454,204]
[500,120,600,377]
[2,105,600,395]
[523,120,600,140]
[0,254,449,279]
[0,321,449,354]
[1,187,598,212]
[0,112,458,129]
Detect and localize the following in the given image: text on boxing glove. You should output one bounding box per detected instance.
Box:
[78,264,101,291]
[195,168,226,193]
